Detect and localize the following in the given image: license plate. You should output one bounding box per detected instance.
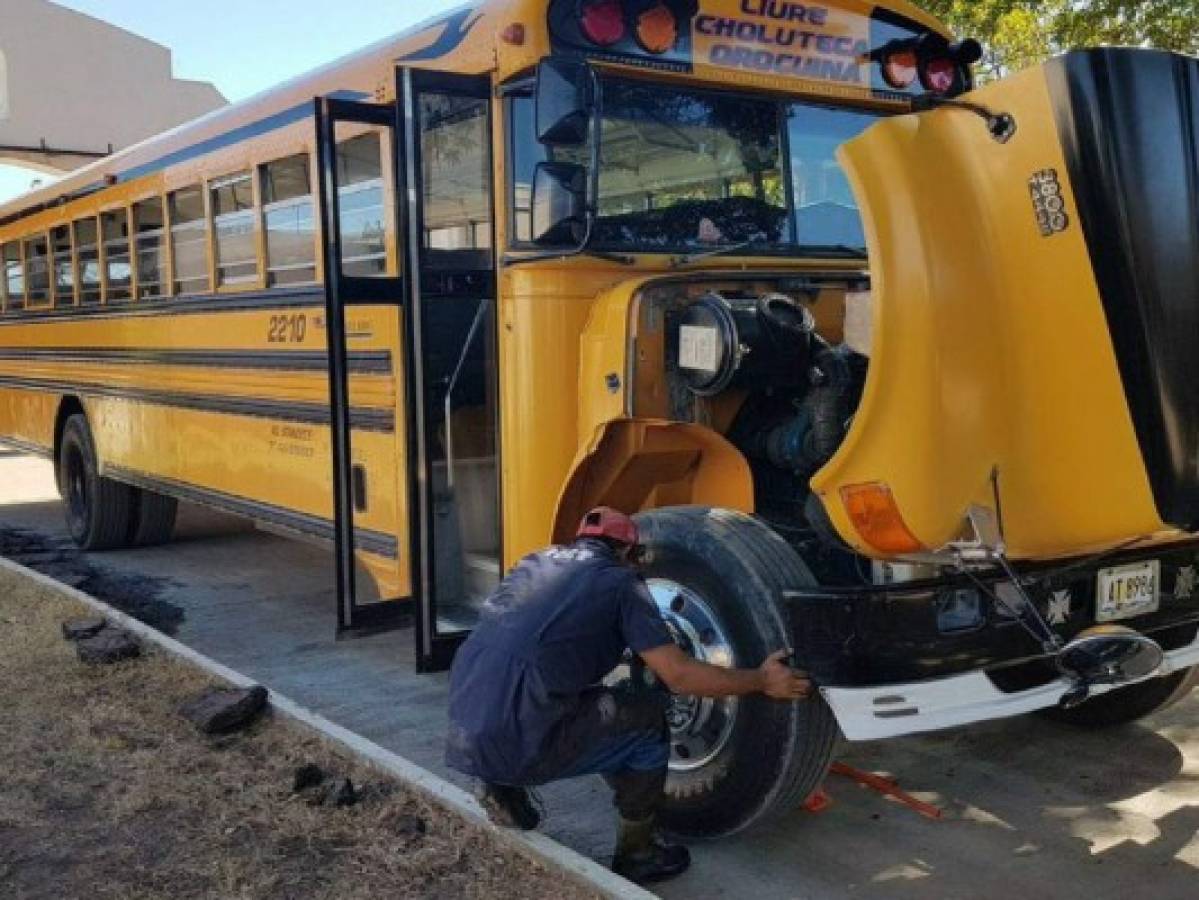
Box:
[1096,560,1160,622]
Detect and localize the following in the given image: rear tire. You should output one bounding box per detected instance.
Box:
[58,414,134,550]
[634,506,839,838]
[128,489,178,547]
[1042,666,1199,728]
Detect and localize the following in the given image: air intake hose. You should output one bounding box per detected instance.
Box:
[754,346,856,478]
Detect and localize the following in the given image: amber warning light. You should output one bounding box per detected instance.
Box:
[839,482,926,555]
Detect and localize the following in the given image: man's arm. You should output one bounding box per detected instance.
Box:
[639,645,812,701]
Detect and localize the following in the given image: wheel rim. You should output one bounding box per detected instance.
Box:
[64,443,88,525]
[647,578,739,772]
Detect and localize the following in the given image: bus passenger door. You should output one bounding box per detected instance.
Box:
[314,97,409,632]
[398,69,500,672]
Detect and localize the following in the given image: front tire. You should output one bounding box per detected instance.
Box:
[58,414,134,550]
[1043,666,1199,728]
[634,506,839,838]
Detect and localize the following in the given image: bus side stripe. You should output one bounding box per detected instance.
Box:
[0,348,392,375]
[0,376,394,433]
[106,464,400,560]
[0,287,326,324]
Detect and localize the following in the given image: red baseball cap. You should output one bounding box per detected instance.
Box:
[576,506,639,547]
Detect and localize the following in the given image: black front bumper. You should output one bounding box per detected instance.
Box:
[789,539,1199,689]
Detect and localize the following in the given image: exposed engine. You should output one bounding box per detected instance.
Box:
[661,287,869,571]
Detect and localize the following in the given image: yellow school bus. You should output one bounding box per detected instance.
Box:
[3,0,1198,835]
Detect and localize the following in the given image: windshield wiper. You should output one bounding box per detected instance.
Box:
[669,241,866,269]
[670,240,763,269]
[802,244,868,259]
[502,246,635,268]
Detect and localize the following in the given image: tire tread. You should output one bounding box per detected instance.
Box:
[638,506,839,836]
[60,414,133,551]
[128,489,178,547]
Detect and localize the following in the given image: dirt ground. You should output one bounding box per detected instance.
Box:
[0,578,599,900]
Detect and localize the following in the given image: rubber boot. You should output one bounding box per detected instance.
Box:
[611,815,691,885]
[477,782,541,831]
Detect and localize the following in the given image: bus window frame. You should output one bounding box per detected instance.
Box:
[73,215,103,306]
[208,167,263,293]
[50,221,76,307]
[99,205,135,305]
[259,149,320,288]
[132,193,170,301]
[22,231,52,310]
[0,240,21,313]
[168,183,212,297]
[328,125,399,280]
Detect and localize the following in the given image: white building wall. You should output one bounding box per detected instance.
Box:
[0,0,226,171]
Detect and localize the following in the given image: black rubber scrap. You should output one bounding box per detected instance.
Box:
[76,627,141,664]
[62,616,107,642]
[293,766,360,808]
[322,777,358,808]
[179,685,269,735]
[293,763,326,793]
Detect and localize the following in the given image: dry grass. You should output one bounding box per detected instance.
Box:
[0,574,599,900]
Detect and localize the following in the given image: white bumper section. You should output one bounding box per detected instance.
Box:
[822,634,1199,741]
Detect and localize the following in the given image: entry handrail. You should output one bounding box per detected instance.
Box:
[443,296,491,489]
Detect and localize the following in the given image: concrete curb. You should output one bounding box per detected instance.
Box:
[0,555,657,900]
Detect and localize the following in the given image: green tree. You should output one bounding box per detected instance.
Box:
[920,1,1199,78]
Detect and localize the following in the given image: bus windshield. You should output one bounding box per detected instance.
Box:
[511,79,881,257]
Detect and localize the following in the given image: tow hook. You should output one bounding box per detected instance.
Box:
[1055,625,1165,709]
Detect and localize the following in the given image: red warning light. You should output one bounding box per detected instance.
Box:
[881,48,918,89]
[579,0,626,47]
[922,57,957,93]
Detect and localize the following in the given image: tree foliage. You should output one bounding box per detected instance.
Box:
[920,1,1199,78]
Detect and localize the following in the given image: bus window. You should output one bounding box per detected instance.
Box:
[101,210,132,303]
[261,154,316,286]
[335,132,387,277]
[133,197,168,299]
[51,225,74,305]
[74,218,102,305]
[421,94,492,267]
[23,234,50,307]
[2,243,22,311]
[169,187,209,295]
[210,171,258,287]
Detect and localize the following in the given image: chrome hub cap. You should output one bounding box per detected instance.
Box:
[647,578,739,772]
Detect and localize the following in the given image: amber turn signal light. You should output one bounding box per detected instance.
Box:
[636,3,678,55]
[839,482,926,555]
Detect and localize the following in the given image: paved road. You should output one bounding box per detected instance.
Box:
[3,447,1198,899]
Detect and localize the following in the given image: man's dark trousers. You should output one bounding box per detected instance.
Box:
[523,682,670,821]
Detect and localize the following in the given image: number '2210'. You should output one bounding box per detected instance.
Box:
[267,314,307,344]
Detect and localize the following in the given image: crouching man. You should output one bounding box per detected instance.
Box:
[446,507,811,885]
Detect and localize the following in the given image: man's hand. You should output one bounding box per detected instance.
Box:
[640,644,813,701]
[758,650,812,701]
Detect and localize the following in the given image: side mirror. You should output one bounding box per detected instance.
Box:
[536,58,594,145]
[531,162,588,246]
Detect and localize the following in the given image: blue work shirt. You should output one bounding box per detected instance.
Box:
[445,539,673,785]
